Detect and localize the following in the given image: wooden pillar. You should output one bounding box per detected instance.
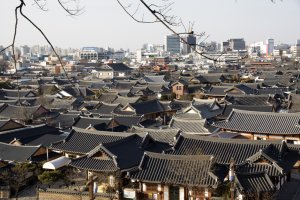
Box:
[88,178,94,200]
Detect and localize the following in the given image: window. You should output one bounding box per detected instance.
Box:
[176,86,182,90]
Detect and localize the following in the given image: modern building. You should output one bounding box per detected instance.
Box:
[228,38,246,51]
[164,34,181,54]
[292,40,300,58]
[182,34,196,55]
[249,38,274,56]
[79,47,110,61]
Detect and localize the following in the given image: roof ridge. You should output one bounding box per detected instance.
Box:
[72,127,133,137]
[144,151,214,160]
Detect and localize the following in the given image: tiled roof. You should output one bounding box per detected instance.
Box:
[224,84,258,95]
[170,99,192,110]
[107,63,132,71]
[170,134,289,165]
[0,89,37,98]
[213,109,300,135]
[90,102,120,115]
[112,95,141,106]
[51,128,133,154]
[235,172,275,193]
[69,156,119,172]
[257,88,289,96]
[113,115,142,127]
[219,104,273,119]
[169,117,210,134]
[114,81,137,90]
[0,104,49,120]
[99,134,146,170]
[224,95,271,106]
[0,142,41,162]
[143,75,165,83]
[131,126,180,144]
[97,93,118,103]
[128,99,165,115]
[61,86,95,97]
[0,124,61,144]
[195,74,222,83]
[72,117,112,130]
[204,86,229,96]
[129,152,227,187]
[53,113,80,129]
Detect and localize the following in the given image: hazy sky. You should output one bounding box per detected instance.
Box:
[1,0,300,51]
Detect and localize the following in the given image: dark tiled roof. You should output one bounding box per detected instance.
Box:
[107,63,132,71]
[61,86,95,97]
[53,113,80,129]
[97,93,118,103]
[204,86,229,96]
[196,74,222,84]
[99,134,146,170]
[189,98,223,119]
[112,95,141,106]
[213,109,300,135]
[131,126,179,144]
[0,104,49,120]
[113,115,142,127]
[225,84,258,95]
[224,95,271,106]
[69,156,119,172]
[143,75,165,83]
[170,134,288,165]
[170,99,192,110]
[114,81,137,90]
[79,101,100,111]
[129,152,227,187]
[219,104,273,119]
[128,99,165,115]
[0,89,37,98]
[51,128,133,154]
[235,172,275,193]
[0,142,41,162]
[72,117,112,130]
[26,133,67,147]
[257,88,288,96]
[0,124,61,144]
[90,102,120,115]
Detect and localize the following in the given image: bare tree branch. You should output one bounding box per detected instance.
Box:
[19,0,75,86]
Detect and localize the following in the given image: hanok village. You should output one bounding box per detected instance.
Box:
[1,56,300,200]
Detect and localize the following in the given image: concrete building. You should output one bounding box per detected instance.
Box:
[79,47,101,61]
[165,34,181,54]
[182,34,196,55]
[249,38,274,56]
[291,40,300,58]
[228,38,246,51]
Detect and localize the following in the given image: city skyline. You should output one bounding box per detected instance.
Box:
[1,0,300,51]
